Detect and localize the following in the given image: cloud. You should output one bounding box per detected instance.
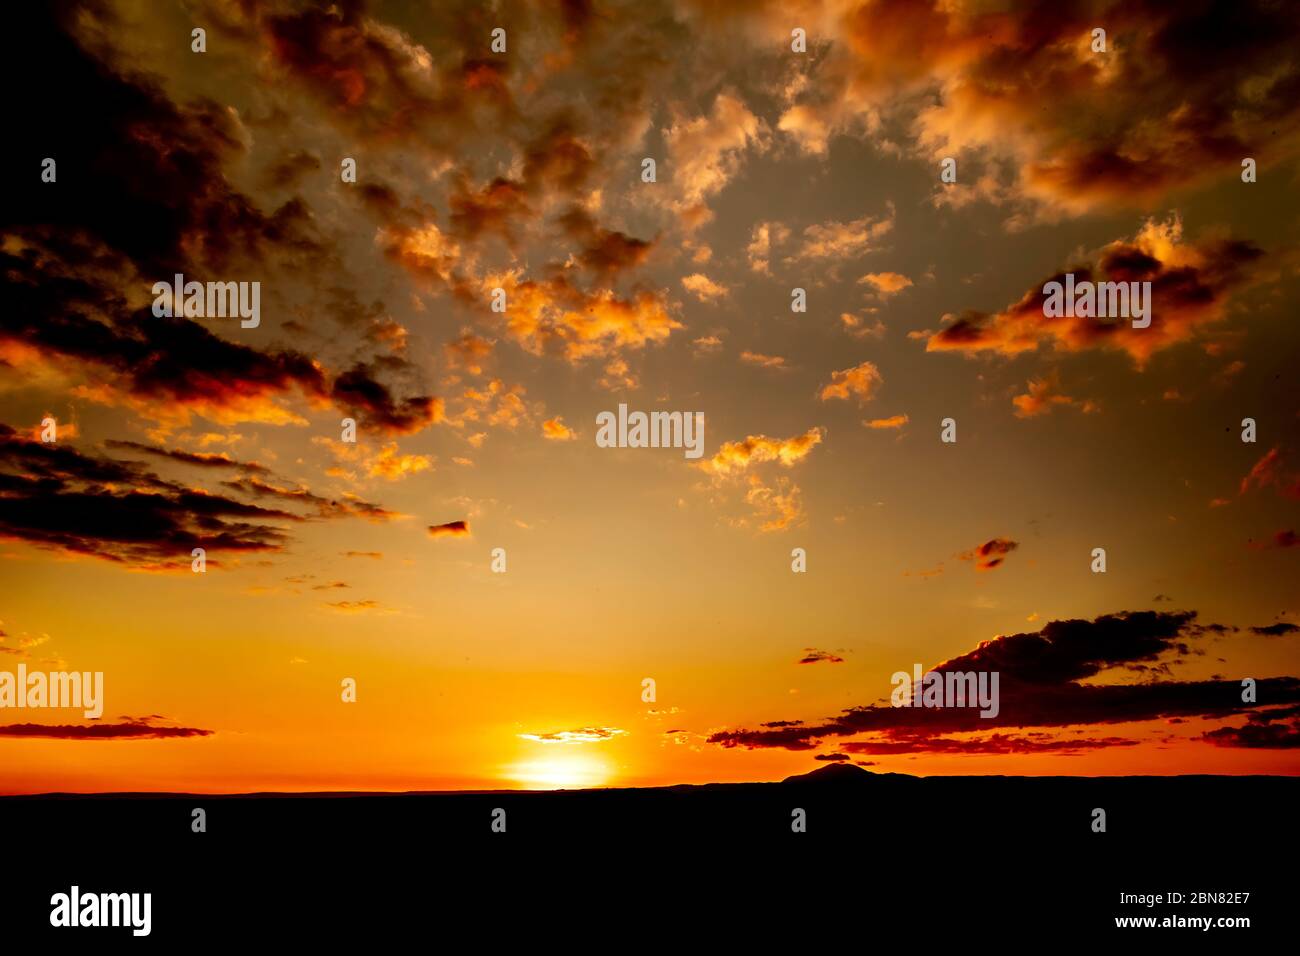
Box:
[559,208,655,279]
[0,6,462,438]
[477,271,681,363]
[1011,373,1099,419]
[1249,623,1299,637]
[958,537,1019,572]
[1239,447,1300,500]
[839,733,1139,756]
[819,361,882,403]
[541,417,576,441]
[698,428,824,533]
[519,726,628,744]
[102,441,270,474]
[443,333,495,376]
[740,351,787,370]
[0,720,212,740]
[692,335,724,355]
[331,363,442,436]
[699,428,824,478]
[926,216,1269,365]
[0,425,314,568]
[791,204,894,261]
[865,414,909,430]
[220,476,397,522]
[742,475,806,533]
[840,312,886,339]
[427,520,470,538]
[681,273,730,302]
[662,92,768,225]
[750,0,1300,219]
[799,649,845,665]
[323,600,389,614]
[747,221,790,274]
[598,358,639,392]
[1266,530,1299,549]
[1203,706,1300,749]
[858,272,913,296]
[361,443,434,481]
[708,610,1300,753]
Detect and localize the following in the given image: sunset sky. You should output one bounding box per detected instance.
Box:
[2,0,1298,794]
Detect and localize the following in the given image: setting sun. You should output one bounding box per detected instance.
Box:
[506,755,614,790]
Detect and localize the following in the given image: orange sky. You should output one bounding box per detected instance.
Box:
[1,0,1299,793]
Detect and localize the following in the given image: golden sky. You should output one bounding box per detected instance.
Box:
[1,0,1299,793]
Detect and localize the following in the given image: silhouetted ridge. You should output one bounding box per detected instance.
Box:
[781,763,876,784]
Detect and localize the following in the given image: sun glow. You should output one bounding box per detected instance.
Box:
[507,754,613,790]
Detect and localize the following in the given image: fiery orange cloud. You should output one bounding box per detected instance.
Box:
[699,428,824,478]
[819,361,882,403]
[927,217,1269,366]
[541,417,577,441]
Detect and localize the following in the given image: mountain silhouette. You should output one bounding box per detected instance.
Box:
[781,762,876,784]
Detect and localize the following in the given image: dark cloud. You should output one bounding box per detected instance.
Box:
[558,207,655,278]
[3,3,330,279]
[1250,623,1299,637]
[263,148,323,190]
[449,176,532,245]
[0,721,213,740]
[958,537,1019,571]
[1203,706,1300,749]
[428,520,470,538]
[840,733,1140,756]
[221,477,397,523]
[104,441,270,474]
[0,4,435,435]
[813,753,850,762]
[927,222,1267,365]
[0,426,393,567]
[0,427,296,566]
[331,362,442,436]
[799,649,845,665]
[708,611,1300,753]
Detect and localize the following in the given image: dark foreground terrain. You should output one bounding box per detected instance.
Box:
[2,765,1293,942]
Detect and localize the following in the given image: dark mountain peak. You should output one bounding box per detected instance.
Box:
[782,762,876,784]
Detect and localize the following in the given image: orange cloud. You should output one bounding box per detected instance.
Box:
[859,271,913,296]
[927,216,1269,366]
[681,273,730,302]
[700,428,825,478]
[740,351,787,370]
[482,272,681,362]
[1012,373,1099,419]
[865,414,909,430]
[542,417,576,441]
[819,361,883,403]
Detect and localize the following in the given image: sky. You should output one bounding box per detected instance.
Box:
[1,0,1298,794]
